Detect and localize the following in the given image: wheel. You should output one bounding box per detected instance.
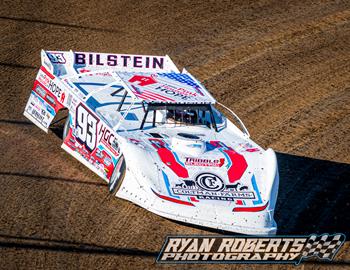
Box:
[108,155,126,195]
[63,115,70,140]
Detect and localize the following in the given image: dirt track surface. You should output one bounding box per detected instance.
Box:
[0,0,350,269]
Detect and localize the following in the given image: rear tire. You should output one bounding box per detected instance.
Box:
[108,155,126,195]
[63,115,70,141]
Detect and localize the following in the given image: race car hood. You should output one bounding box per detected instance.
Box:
[118,125,277,212]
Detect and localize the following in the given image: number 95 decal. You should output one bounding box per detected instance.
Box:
[75,104,99,152]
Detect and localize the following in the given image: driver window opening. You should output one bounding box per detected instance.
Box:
[139,103,218,131]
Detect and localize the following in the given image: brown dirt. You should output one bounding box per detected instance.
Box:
[0,0,349,269]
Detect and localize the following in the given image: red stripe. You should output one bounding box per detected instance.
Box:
[152,189,194,206]
[40,66,54,79]
[224,149,248,183]
[139,92,159,101]
[144,90,175,102]
[130,85,172,102]
[143,92,169,102]
[134,93,151,100]
[135,91,166,102]
[158,148,189,178]
[149,139,189,178]
[233,202,268,212]
[135,93,155,102]
[209,141,247,183]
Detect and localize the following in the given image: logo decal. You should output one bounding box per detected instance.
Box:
[196,173,224,191]
[172,176,254,202]
[185,157,225,167]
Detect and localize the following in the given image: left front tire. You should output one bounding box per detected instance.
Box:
[63,115,70,141]
[108,155,126,195]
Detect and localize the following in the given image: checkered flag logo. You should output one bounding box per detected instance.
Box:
[299,233,345,263]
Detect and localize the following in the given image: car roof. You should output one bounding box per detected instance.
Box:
[63,70,216,105]
[117,72,216,104]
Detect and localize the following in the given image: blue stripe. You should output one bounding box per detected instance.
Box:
[172,151,186,168]
[251,175,263,205]
[219,149,231,169]
[163,143,186,168]
[162,171,180,199]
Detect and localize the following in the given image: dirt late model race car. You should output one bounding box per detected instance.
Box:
[24,50,279,235]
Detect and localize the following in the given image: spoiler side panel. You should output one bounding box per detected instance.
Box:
[42,50,180,77]
[23,66,69,132]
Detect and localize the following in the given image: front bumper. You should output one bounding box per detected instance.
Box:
[116,165,279,235]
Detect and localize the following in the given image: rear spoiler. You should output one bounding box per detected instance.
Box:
[41,50,180,77]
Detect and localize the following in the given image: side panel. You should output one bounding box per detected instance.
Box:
[62,101,122,182]
[23,66,68,132]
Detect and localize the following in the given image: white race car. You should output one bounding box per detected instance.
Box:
[24,50,279,235]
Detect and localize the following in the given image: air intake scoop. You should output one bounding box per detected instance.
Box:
[171,133,206,156]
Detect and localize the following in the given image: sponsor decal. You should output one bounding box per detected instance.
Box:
[172,174,253,202]
[239,143,260,152]
[76,68,111,77]
[26,91,52,128]
[129,75,157,86]
[38,71,51,87]
[47,80,65,103]
[64,128,117,179]
[126,73,199,101]
[157,234,346,264]
[91,146,114,178]
[63,78,75,89]
[35,85,46,98]
[185,157,225,167]
[66,93,73,108]
[32,80,62,113]
[196,173,224,191]
[98,125,115,146]
[74,53,164,69]
[162,84,197,97]
[156,85,194,100]
[45,95,56,107]
[98,125,119,156]
[32,109,44,122]
[37,69,65,104]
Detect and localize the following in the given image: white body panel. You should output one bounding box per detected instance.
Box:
[24,50,279,235]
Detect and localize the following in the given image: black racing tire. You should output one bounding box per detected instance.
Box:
[108,155,126,195]
[63,115,70,141]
